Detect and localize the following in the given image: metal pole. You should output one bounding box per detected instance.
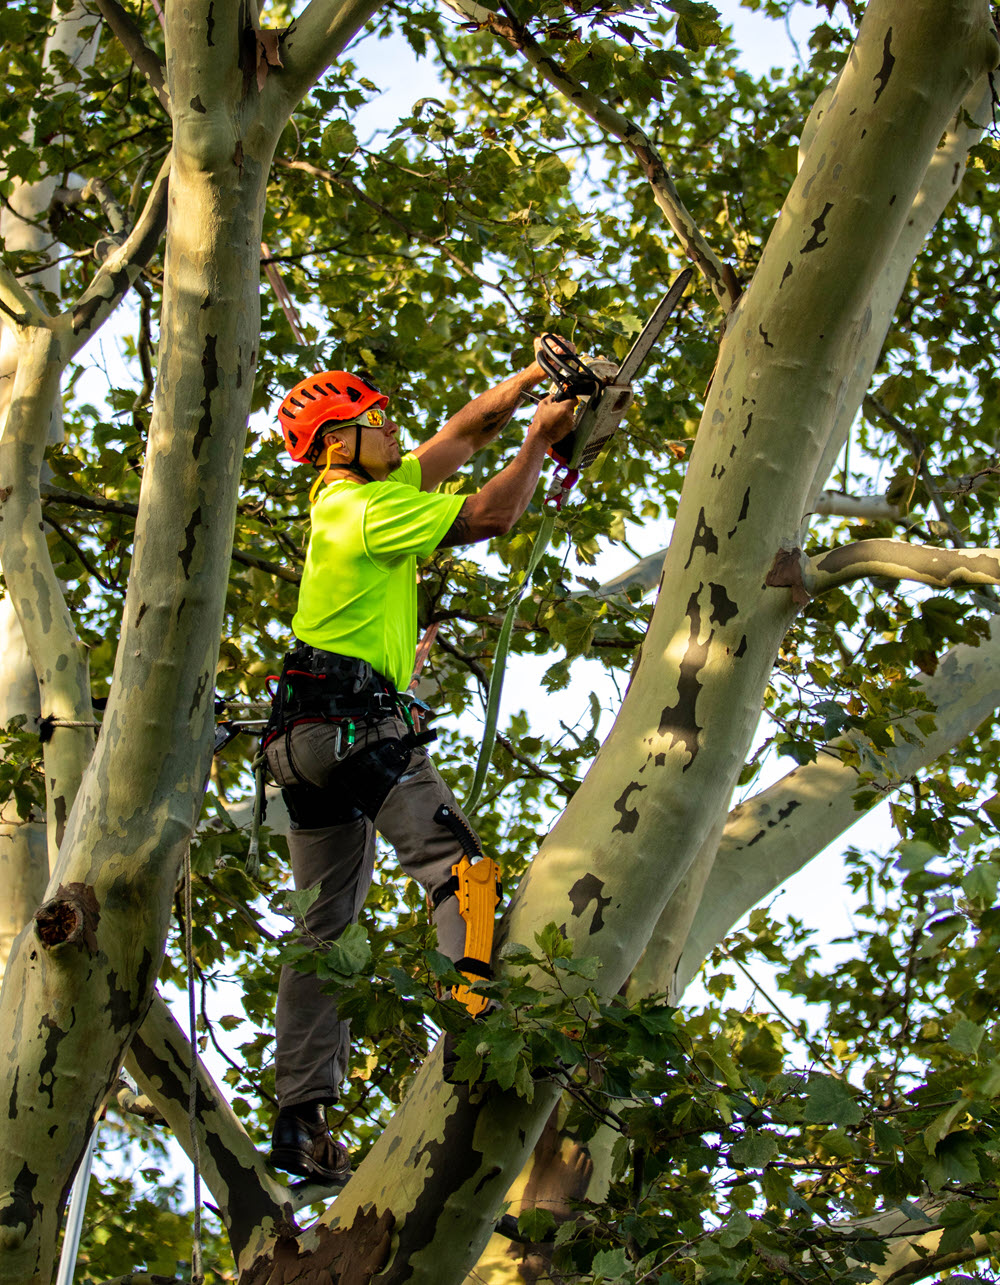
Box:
[54,1124,99,1285]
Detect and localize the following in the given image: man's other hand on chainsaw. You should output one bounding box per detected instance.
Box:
[527,393,578,448]
[437,394,578,547]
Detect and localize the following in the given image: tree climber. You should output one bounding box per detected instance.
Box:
[263,352,577,1185]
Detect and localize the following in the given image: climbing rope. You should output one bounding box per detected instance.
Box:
[183,845,205,1285]
[464,503,562,814]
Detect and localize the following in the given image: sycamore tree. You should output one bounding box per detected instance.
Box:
[4,1,1000,1284]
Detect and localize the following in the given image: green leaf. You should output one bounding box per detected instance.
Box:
[323,922,371,977]
[592,1247,628,1281]
[278,886,320,920]
[718,1209,754,1248]
[961,862,999,907]
[802,1075,863,1127]
[730,1130,778,1169]
[924,1131,981,1187]
[948,1019,984,1057]
[517,1207,556,1242]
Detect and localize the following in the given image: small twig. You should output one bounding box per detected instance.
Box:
[717,944,844,1077]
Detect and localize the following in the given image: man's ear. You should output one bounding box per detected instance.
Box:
[322,430,352,462]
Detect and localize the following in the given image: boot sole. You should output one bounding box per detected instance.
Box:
[268,1146,352,1186]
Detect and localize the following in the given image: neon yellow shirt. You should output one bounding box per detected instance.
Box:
[292,454,464,690]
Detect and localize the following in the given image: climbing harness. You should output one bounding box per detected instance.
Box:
[432,804,502,1017]
[464,268,693,815]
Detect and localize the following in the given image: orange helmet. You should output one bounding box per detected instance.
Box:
[278,370,389,464]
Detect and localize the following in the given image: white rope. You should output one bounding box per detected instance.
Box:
[183,846,205,1285]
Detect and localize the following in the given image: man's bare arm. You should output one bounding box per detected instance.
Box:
[436,396,577,546]
[415,362,547,492]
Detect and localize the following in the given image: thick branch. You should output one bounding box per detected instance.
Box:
[268,0,385,117]
[125,992,293,1271]
[92,0,170,111]
[657,611,1000,999]
[0,259,50,335]
[769,539,1000,598]
[64,155,170,356]
[440,0,739,310]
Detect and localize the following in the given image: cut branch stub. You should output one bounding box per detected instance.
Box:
[765,547,811,606]
[33,883,99,952]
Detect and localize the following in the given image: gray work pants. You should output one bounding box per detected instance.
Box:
[264,715,475,1108]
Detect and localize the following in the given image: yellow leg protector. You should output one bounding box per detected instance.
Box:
[452,854,502,1018]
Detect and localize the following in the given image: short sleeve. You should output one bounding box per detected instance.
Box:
[362,482,464,563]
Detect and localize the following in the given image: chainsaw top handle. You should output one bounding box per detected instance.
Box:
[537,333,606,404]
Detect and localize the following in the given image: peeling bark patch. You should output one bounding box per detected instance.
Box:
[474,1165,502,1196]
[53,792,68,848]
[0,1162,39,1241]
[727,488,750,540]
[35,883,100,951]
[136,602,148,628]
[708,583,738,627]
[683,508,718,569]
[72,268,128,334]
[758,324,774,349]
[382,1079,496,1273]
[780,262,793,288]
[773,799,801,825]
[189,670,209,719]
[873,27,894,103]
[656,589,709,771]
[8,1067,18,1120]
[802,203,833,253]
[194,334,219,460]
[742,413,753,438]
[191,95,207,113]
[38,1016,65,1107]
[569,873,612,935]
[612,781,645,834]
[735,634,748,659]
[206,1,215,45]
[107,970,137,1033]
[179,506,203,579]
[243,1210,394,1285]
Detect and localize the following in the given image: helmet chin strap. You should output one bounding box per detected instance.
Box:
[346,425,375,484]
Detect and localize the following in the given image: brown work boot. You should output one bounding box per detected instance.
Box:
[268,1101,352,1185]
